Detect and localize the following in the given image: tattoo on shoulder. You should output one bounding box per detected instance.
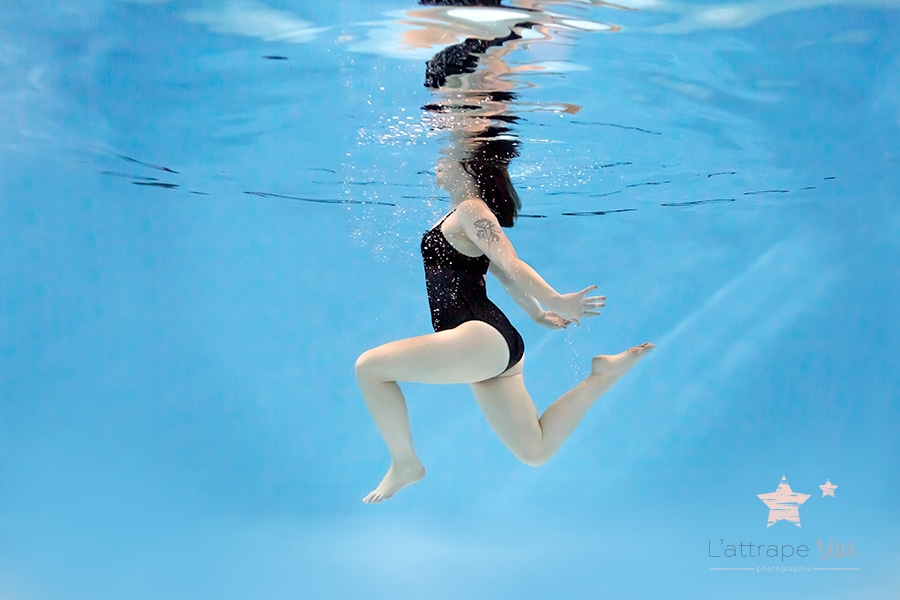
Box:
[473,218,501,249]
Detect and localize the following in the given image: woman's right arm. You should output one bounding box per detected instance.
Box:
[488,263,573,329]
[457,200,605,322]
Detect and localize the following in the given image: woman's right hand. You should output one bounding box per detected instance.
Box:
[535,311,572,329]
[547,285,606,323]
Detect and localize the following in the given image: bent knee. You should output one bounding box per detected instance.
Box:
[354,349,376,380]
[355,348,390,383]
[513,445,549,468]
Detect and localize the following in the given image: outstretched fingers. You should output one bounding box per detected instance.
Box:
[580,285,606,319]
[550,285,607,322]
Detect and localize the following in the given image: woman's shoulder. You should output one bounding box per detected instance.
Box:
[454,198,496,222]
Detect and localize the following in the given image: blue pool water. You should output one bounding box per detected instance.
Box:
[1,1,898,599]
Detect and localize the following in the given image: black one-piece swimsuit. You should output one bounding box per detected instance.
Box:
[421,212,525,372]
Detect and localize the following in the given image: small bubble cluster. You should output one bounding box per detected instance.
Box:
[356,112,438,148]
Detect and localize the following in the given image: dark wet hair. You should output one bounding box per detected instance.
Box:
[461,135,521,227]
[425,34,519,89]
[421,2,533,89]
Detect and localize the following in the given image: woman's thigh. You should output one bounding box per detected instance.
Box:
[357,321,510,385]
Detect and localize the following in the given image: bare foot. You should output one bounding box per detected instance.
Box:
[591,342,654,380]
[362,461,426,505]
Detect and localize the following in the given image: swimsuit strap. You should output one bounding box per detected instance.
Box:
[433,207,457,229]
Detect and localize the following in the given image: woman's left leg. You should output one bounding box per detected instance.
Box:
[355,321,510,504]
[471,343,654,466]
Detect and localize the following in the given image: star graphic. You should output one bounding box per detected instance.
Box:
[757,475,811,527]
[819,479,838,498]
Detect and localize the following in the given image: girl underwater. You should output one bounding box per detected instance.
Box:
[355,153,653,504]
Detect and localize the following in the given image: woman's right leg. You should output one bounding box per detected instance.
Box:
[471,343,654,466]
[355,321,510,504]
